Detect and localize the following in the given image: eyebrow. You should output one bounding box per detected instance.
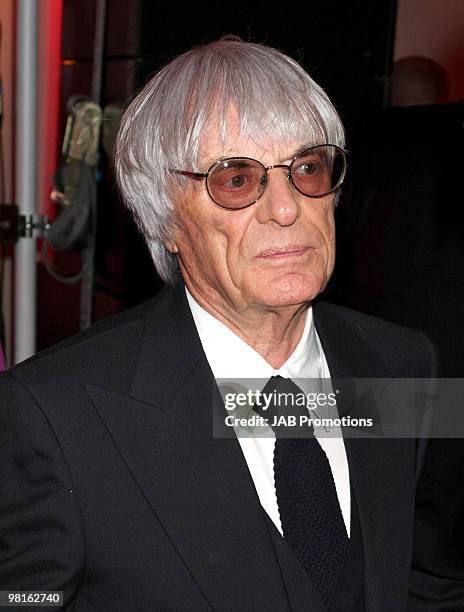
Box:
[201,152,236,169]
[287,143,319,160]
[200,142,321,169]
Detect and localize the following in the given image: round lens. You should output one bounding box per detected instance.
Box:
[291,145,346,197]
[206,158,266,209]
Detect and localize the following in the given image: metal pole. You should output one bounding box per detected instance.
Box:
[14,0,38,363]
[80,0,106,331]
[91,0,106,104]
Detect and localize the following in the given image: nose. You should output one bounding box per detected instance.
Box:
[255,166,301,226]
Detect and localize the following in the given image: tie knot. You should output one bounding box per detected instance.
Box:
[254,376,314,437]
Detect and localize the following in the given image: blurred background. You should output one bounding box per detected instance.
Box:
[0,0,463,375]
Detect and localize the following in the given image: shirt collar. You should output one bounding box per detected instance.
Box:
[185,287,322,382]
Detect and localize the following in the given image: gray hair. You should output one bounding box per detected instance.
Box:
[115,38,345,283]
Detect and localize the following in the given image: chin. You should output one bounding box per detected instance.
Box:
[252,272,326,308]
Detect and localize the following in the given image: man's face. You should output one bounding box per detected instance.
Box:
[167,112,336,316]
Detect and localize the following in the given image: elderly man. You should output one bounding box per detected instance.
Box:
[0,38,463,611]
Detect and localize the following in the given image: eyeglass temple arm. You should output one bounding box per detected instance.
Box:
[171,169,207,180]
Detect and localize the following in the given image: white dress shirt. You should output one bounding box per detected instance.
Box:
[186,288,351,537]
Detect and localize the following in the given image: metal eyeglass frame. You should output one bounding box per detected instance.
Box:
[171,144,347,210]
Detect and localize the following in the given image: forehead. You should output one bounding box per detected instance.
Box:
[198,105,309,168]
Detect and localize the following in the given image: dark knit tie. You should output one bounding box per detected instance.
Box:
[257,375,349,606]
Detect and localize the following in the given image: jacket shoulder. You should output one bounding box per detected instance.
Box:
[314,300,437,377]
[5,292,167,391]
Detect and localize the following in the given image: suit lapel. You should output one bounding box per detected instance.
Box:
[86,285,290,611]
[314,301,415,609]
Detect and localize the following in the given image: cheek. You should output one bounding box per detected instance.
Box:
[321,207,336,247]
[324,215,336,274]
[300,204,335,252]
[175,211,232,279]
[220,211,255,257]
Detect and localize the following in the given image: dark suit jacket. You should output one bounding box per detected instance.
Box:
[1,284,463,611]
